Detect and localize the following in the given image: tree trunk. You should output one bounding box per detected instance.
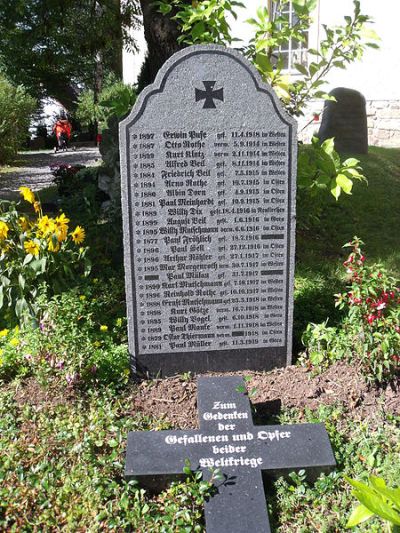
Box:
[138,0,190,91]
[110,0,124,79]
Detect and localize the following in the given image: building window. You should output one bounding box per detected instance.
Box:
[272,1,309,71]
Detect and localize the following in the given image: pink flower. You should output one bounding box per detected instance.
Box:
[366,314,376,324]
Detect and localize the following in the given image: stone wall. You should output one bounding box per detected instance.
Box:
[297,99,400,148]
[366,100,400,147]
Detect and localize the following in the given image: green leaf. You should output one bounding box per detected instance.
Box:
[191,21,206,40]
[15,298,29,318]
[321,137,335,155]
[310,351,324,365]
[347,478,400,525]
[18,273,25,290]
[255,53,273,73]
[294,63,308,76]
[336,173,353,194]
[255,38,272,52]
[23,253,33,266]
[331,184,341,200]
[346,504,374,528]
[354,489,400,525]
[343,157,360,167]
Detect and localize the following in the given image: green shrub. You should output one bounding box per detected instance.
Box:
[0,74,36,164]
[301,237,400,383]
[76,75,136,130]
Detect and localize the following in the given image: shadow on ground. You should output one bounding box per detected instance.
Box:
[0,148,100,199]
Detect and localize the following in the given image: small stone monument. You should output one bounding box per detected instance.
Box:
[120,45,297,376]
[125,376,336,532]
[318,87,368,153]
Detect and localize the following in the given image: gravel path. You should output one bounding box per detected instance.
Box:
[0,147,101,200]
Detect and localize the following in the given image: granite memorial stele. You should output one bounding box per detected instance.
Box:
[120,45,297,376]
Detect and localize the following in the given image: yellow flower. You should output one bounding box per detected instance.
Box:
[37,216,56,236]
[19,217,30,232]
[0,329,9,337]
[10,338,19,347]
[19,186,35,204]
[93,340,101,348]
[47,238,60,253]
[33,201,41,214]
[79,295,86,301]
[55,213,69,242]
[0,221,9,241]
[70,226,85,244]
[100,325,108,332]
[24,240,40,256]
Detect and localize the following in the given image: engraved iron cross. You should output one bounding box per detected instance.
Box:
[195,81,224,108]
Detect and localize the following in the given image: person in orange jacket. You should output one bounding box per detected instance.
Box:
[53,113,72,152]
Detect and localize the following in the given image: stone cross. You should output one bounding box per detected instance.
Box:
[125,376,336,532]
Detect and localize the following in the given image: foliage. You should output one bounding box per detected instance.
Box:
[51,164,112,229]
[0,385,211,531]
[269,405,400,531]
[1,379,399,530]
[346,476,400,531]
[156,0,378,116]
[298,137,367,200]
[51,163,87,196]
[0,277,128,387]
[0,0,141,108]
[246,0,378,116]
[154,1,373,201]
[0,74,37,164]
[156,0,245,45]
[301,237,400,383]
[0,188,90,326]
[76,76,137,129]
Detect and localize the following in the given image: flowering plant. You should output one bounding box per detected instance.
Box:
[0,187,91,326]
[301,237,400,383]
[51,163,86,196]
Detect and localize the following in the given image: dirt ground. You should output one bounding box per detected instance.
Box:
[132,362,400,429]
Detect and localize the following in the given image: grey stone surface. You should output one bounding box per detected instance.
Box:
[125,376,336,532]
[119,45,297,376]
[318,87,368,153]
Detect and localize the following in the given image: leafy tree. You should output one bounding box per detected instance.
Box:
[0,0,140,110]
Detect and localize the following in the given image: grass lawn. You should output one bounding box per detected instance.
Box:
[0,147,399,531]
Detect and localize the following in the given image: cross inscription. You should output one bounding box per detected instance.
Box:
[125,376,336,532]
[195,81,224,108]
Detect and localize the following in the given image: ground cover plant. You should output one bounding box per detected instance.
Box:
[0,147,399,530]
